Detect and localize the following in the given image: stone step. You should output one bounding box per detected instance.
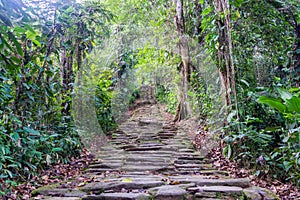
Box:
[121,165,173,172]
[32,104,278,200]
[168,176,251,188]
[82,193,151,200]
[125,146,163,151]
[89,163,123,169]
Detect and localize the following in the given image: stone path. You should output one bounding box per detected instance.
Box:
[33,104,278,200]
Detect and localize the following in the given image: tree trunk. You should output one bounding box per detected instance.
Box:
[61,49,74,116]
[193,0,204,44]
[213,0,239,122]
[173,0,192,122]
[292,24,300,86]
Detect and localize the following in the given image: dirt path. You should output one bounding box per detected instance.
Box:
[32,104,278,200]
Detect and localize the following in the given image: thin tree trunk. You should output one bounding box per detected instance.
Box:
[61,48,74,116]
[173,0,192,122]
[292,24,300,86]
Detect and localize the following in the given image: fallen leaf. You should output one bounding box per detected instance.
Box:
[78,182,86,187]
[121,178,132,183]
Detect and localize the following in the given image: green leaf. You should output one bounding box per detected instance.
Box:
[52,147,63,152]
[22,83,30,89]
[240,79,249,87]
[26,91,35,101]
[227,110,237,123]
[282,136,289,143]
[26,30,36,40]
[286,97,300,113]
[66,6,74,13]
[232,0,245,7]
[24,127,40,136]
[278,88,292,101]
[14,26,27,34]
[202,6,211,16]
[257,96,286,113]
[9,33,23,56]
[32,39,41,47]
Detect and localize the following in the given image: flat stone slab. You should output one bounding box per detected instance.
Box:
[149,185,187,200]
[89,163,123,168]
[243,186,279,200]
[168,177,250,188]
[83,193,150,200]
[33,188,86,197]
[43,198,81,200]
[197,186,243,194]
[81,180,163,192]
[194,192,217,198]
[174,164,203,168]
[121,165,169,172]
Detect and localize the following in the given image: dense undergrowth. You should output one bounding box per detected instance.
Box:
[223,86,300,186]
[0,0,112,196]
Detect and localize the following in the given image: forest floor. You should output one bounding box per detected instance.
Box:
[5,103,299,199]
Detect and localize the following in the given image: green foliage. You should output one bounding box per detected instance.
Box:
[155,85,178,114]
[257,89,300,184]
[95,70,117,133]
[0,0,112,194]
[224,87,299,185]
[189,71,213,120]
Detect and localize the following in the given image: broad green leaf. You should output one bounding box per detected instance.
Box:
[257,96,286,113]
[286,97,300,113]
[14,26,26,34]
[11,56,21,64]
[278,89,292,101]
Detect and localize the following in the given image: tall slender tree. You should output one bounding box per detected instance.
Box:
[212,0,238,121]
[173,0,192,121]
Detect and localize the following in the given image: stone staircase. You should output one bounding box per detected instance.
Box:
[33,104,278,200]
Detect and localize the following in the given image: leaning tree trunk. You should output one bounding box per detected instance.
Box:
[213,0,239,122]
[173,0,192,122]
